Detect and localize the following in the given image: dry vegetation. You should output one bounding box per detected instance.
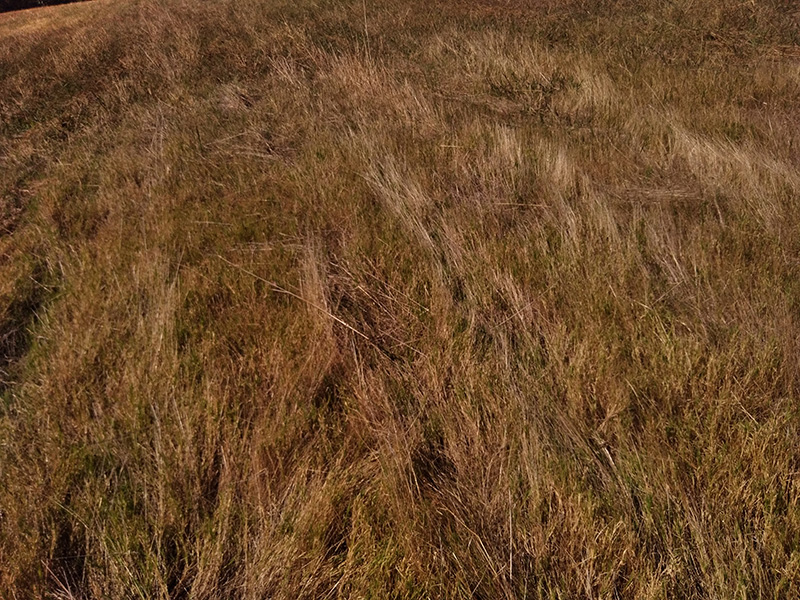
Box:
[2,0,800,597]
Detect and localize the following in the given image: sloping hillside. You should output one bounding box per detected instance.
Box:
[1,0,799,597]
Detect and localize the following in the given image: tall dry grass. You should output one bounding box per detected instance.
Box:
[1,0,800,597]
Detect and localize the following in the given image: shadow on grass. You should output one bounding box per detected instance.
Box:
[1,0,89,14]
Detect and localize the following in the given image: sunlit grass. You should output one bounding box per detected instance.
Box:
[1,0,799,597]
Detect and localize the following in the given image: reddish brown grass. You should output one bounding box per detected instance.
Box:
[1,0,799,597]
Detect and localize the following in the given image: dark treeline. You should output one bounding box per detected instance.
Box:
[1,0,87,13]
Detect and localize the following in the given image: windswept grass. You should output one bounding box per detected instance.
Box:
[1,0,800,597]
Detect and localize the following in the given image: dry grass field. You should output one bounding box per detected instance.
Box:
[2,0,800,597]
